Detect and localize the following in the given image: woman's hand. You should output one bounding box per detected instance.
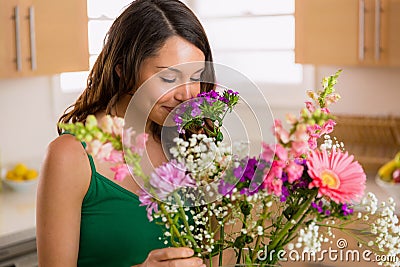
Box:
[135,248,205,267]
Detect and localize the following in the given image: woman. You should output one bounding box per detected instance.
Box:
[36,0,215,266]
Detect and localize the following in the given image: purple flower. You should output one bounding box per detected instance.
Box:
[341,203,354,216]
[191,106,202,117]
[280,186,289,202]
[218,180,235,196]
[149,160,196,200]
[139,190,159,222]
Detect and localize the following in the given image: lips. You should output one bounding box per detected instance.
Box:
[163,106,174,113]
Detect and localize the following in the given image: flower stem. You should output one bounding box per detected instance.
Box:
[268,191,317,253]
[251,199,270,262]
[219,223,224,266]
[159,203,187,247]
[173,193,200,252]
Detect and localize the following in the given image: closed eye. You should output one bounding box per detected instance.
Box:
[190,77,201,82]
[160,77,176,83]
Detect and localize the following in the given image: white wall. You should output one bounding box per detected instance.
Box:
[0,66,399,168]
[0,76,78,169]
[316,66,400,116]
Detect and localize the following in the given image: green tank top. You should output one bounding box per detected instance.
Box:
[77,144,165,266]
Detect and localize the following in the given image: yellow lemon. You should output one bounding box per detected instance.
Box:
[25,169,38,180]
[13,163,28,176]
[6,171,23,181]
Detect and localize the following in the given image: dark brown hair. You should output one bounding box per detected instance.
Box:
[58,0,215,135]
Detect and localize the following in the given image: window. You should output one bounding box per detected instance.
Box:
[60,0,132,92]
[60,0,308,93]
[192,0,302,84]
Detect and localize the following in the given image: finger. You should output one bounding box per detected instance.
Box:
[160,257,204,267]
[150,247,194,261]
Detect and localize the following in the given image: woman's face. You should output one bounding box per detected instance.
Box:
[136,36,206,127]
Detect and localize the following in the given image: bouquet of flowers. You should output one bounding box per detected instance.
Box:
[60,70,400,267]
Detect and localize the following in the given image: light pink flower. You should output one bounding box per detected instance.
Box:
[106,150,124,164]
[273,119,290,144]
[88,141,113,161]
[285,161,304,183]
[275,144,288,162]
[100,115,114,134]
[150,160,196,200]
[307,149,366,203]
[291,141,309,157]
[110,163,131,181]
[134,133,148,155]
[261,142,275,162]
[139,190,159,222]
[285,113,297,125]
[112,117,125,136]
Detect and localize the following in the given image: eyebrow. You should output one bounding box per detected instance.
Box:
[156,66,205,74]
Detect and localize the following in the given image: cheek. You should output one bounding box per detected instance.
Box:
[191,83,201,96]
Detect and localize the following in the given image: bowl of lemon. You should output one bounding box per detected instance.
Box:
[1,163,38,192]
[375,152,400,200]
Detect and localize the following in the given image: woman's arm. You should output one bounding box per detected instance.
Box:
[36,135,91,267]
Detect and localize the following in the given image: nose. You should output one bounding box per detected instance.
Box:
[174,82,193,102]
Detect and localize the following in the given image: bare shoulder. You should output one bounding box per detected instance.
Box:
[38,134,91,199]
[36,134,90,266]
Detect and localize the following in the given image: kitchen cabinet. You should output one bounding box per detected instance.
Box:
[0,0,89,79]
[295,0,400,66]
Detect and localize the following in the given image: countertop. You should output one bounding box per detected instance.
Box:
[0,183,36,241]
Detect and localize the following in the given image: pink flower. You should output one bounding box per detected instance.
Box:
[291,141,309,157]
[305,101,315,112]
[139,190,159,222]
[110,163,131,181]
[321,119,336,135]
[262,160,285,196]
[307,149,366,203]
[285,161,304,183]
[275,144,288,161]
[273,119,290,144]
[262,171,283,197]
[150,160,196,200]
[308,137,318,150]
[261,142,274,162]
[321,108,330,114]
[307,124,322,138]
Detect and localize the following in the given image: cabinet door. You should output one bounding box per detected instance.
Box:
[386,0,400,66]
[33,0,89,76]
[0,0,32,78]
[295,0,365,66]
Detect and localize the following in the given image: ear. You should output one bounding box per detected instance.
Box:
[115,64,122,77]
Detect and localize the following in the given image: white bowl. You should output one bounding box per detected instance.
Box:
[375,175,400,200]
[1,169,38,192]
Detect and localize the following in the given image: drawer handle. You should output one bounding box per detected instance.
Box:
[359,0,366,61]
[28,6,37,70]
[13,6,22,72]
[375,0,381,61]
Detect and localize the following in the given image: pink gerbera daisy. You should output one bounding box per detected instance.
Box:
[307,149,366,203]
